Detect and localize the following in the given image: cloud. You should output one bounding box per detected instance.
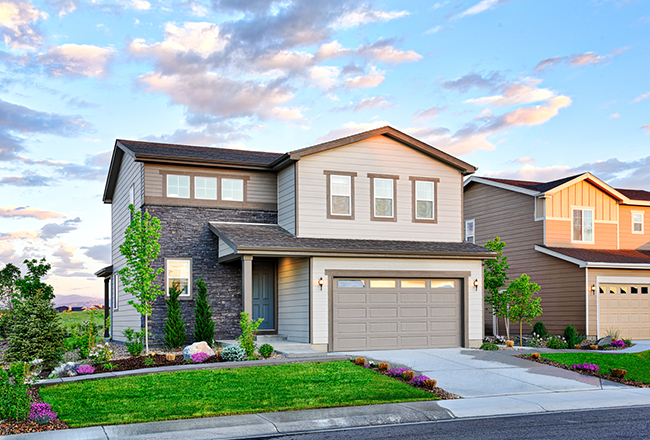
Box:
[406,125,495,156]
[642,124,650,134]
[356,39,422,65]
[0,0,48,50]
[425,26,442,34]
[332,96,395,112]
[0,206,64,220]
[507,156,536,164]
[45,0,77,16]
[534,48,627,72]
[66,97,101,108]
[38,44,116,78]
[464,82,556,107]
[342,66,385,88]
[0,173,54,186]
[332,5,409,29]
[309,65,340,89]
[632,92,650,103]
[51,243,88,277]
[81,244,110,264]
[39,217,80,240]
[454,0,512,19]
[610,113,620,119]
[441,71,505,93]
[413,106,446,121]
[316,120,391,143]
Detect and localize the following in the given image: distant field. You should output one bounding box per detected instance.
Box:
[59,310,105,329]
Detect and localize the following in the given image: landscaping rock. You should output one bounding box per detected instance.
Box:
[597,336,612,347]
[51,362,80,377]
[182,341,215,361]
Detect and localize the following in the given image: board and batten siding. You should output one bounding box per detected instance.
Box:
[277,164,296,235]
[310,257,484,348]
[545,219,618,249]
[111,150,144,342]
[464,183,586,335]
[143,163,277,209]
[545,180,618,222]
[277,257,309,343]
[619,205,650,250]
[296,136,463,241]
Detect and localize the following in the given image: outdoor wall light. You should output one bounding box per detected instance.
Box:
[473,279,479,291]
[591,284,596,294]
[318,277,324,291]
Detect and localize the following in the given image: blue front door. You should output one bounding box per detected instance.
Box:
[252,262,275,330]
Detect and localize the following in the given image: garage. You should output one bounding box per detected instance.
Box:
[332,277,463,351]
[600,283,650,339]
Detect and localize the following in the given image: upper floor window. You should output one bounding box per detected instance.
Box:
[465,219,475,243]
[410,177,439,223]
[373,178,394,219]
[222,178,244,201]
[572,208,594,242]
[167,175,190,198]
[195,177,217,200]
[167,259,191,297]
[324,171,356,219]
[632,212,644,234]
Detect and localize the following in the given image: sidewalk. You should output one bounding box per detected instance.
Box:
[6,388,650,439]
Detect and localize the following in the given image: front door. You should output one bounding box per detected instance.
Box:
[252,262,275,330]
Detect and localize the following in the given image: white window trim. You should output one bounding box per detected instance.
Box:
[571,206,595,244]
[195,176,218,200]
[221,178,244,202]
[465,219,475,244]
[330,175,352,216]
[167,174,190,199]
[415,180,435,220]
[632,211,644,234]
[166,258,192,298]
[373,178,394,218]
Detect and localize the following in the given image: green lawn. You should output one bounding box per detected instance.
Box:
[542,350,650,383]
[39,361,434,427]
[59,310,105,329]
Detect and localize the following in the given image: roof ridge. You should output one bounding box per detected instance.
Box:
[117,139,283,157]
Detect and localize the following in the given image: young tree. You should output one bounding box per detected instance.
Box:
[119,204,164,354]
[0,263,20,309]
[483,237,512,339]
[164,283,186,349]
[506,274,543,346]
[14,259,54,302]
[193,277,214,345]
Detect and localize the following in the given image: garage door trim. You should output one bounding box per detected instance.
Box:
[325,269,472,350]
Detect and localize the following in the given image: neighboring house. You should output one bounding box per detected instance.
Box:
[100,126,495,351]
[464,173,650,339]
[55,306,71,313]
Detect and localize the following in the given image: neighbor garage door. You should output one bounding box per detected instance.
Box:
[332,278,462,351]
[600,283,650,339]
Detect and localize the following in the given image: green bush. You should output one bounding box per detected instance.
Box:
[237,312,263,360]
[623,338,632,346]
[64,320,103,359]
[546,336,568,350]
[0,310,10,339]
[221,344,247,362]
[193,277,215,346]
[480,342,499,350]
[532,321,547,338]
[563,325,578,347]
[0,364,31,421]
[259,343,274,358]
[164,283,186,349]
[123,328,145,357]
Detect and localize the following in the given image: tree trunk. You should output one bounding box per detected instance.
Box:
[519,321,523,346]
[145,313,149,354]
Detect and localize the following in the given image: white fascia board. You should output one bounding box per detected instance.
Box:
[621,200,650,207]
[535,245,586,267]
[535,245,650,269]
[464,176,539,196]
[542,173,628,202]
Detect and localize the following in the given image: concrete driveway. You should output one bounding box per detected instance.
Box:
[337,348,630,398]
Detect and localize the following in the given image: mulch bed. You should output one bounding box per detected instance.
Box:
[88,353,222,373]
[0,388,69,436]
[359,365,461,400]
[515,354,650,388]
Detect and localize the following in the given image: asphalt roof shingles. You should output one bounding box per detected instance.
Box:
[543,246,650,264]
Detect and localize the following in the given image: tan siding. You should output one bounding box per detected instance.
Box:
[464,183,586,335]
[296,136,463,241]
[619,205,650,250]
[277,257,309,342]
[545,219,617,249]
[277,164,296,234]
[111,151,144,342]
[545,180,618,221]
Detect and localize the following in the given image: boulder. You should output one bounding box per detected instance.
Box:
[596,336,612,347]
[52,362,80,377]
[183,341,216,361]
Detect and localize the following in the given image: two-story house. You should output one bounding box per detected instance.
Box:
[464,173,650,339]
[100,126,495,351]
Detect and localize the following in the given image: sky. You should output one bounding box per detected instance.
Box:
[0,0,649,300]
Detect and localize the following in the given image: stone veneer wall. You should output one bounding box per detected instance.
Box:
[144,204,277,347]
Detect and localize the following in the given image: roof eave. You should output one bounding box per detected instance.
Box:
[133,154,276,171]
[102,142,129,204]
[233,247,496,259]
[535,245,650,269]
[464,176,540,196]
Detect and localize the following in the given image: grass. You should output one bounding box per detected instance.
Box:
[59,310,105,329]
[542,350,650,383]
[39,361,435,427]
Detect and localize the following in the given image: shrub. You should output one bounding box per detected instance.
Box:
[0,365,31,421]
[623,338,632,347]
[0,310,10,339]
[410,375,430,386]
[237,312,263,360]
[480,342,499,350]
[378,362,389,371]
[88,342,113,364]
[193,277,215,346]
[64,319,104,359]
[190,352,210,363]
[144,356,155,366]
[605,326,622,340]
[354,357,366,366]
[423,379,437,389]
[29,403,57,424]
[164,283,186,349]
[532,321,547,338]
[77,364,95,375]
[402,371,415,381]
[563,325,579,348]
[221,344,247,362]
[123,328,145,357]
[610,368,627,378]
[572,362,598,372]
[102,363,117,371]
[259,343,274,358]
[546,336,567,349]
[531,353,540,359]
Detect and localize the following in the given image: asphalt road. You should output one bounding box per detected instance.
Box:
[252,406,650,440]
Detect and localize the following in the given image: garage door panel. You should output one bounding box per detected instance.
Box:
[337,323,367,334]
[369,322,398,333]
[600,283,650,340]
[400,322,428,332]
[400,307,428,318]
[401,293,428,303]
[337,308,367,319]
[429,307,458,318]
[369,308,398,318]
[338,293,367,303]
[368,337,399,348]
[369,293,398,303]
[336,338,369,350]
[400,336,429,347]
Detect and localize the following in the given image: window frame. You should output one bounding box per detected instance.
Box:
[221,178,244,202]
[194,176,217,200]
[465,219,476,244]
[369,173,399,222]
[410,176,439,223]
[166,174,190,199]
[324,170,357,220]
[571,207,595,244]
[632,211,644,234]
[165,258,192,299]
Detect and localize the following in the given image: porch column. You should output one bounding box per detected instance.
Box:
[242,255,253,315]
[103,277,110,338]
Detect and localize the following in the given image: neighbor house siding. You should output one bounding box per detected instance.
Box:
[619,205,650,250]
[296,136,463,241]
[545,180,618,221]
[277,257,309,343]
[277,164,296,235]
[219,240,235,258]
[545,219,618,249]
[111,150,144,342]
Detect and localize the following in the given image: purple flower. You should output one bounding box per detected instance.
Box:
[410,375,430,386]
[29,403,57,424]
[386,368,409,378]
[572,362,599,372]
[363,364,372,368]
[77,365,95,375]
[611,340,627,348]
[190,352,210,363]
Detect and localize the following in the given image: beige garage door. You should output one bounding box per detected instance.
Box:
[332,278,462,351]
[600,284,650,339]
